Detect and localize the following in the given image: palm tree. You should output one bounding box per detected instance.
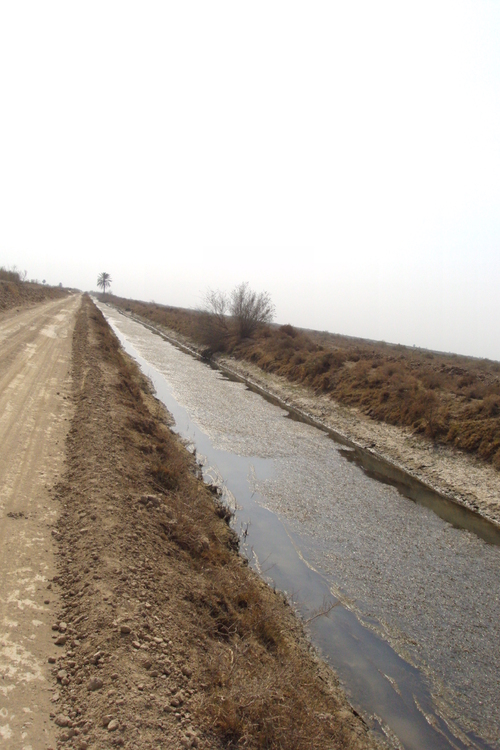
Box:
[97,272,112,298]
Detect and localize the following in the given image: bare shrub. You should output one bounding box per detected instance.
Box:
[200,283,275,348]
[0,266,22,282]
[198,289,230,351]
[230,282,275,339]
[280,323,297,337]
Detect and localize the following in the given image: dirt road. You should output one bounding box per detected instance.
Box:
[0,296,80,747]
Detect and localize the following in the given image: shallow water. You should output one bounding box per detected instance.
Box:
[98,303,500,750]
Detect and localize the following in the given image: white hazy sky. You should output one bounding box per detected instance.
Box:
[1,1,499,360]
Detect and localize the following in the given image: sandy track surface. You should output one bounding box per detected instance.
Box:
[0,295,80,748]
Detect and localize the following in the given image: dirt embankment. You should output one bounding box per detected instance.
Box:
[0,278,68,312]
[39,296,379,750]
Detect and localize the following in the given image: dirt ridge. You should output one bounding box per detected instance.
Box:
[0,279,68,312]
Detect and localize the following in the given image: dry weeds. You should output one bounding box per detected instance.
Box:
[0,269,68,312]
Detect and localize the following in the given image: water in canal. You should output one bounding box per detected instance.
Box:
[97,302,500,750]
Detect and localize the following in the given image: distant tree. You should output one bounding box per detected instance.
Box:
[229,282,275,339]
[97,272,112,297]
[199,288,230,351]
[201,282,275,350]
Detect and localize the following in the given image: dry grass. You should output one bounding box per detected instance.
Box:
[0,266,23,282]
[0,270,68,312]
[106,293,500,470]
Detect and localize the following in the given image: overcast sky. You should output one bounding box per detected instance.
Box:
[1,1,499,360]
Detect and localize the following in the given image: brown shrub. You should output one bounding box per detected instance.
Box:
[0,266,22,282]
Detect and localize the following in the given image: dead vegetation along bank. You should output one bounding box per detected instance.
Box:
[104,294,500,471]
[49,294,377,750]
[0,267,68,311]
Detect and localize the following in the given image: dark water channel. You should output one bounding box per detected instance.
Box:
[98,303,500,750]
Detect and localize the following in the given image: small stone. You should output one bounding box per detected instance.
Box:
[119,625,131,634]
[55,714,70,727]
[102,715,114,727]
[87,677,103,691]
[48,656,57,664]
[58,622,68,632]
[55,635,67,646]
[132,641,141,649]
[44,599,50,604]
[57,670,68,682]
[59,728,76,741]
[107,719,119,731]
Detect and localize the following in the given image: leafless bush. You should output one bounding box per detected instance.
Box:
[230,282,275,339]
[201,283,275,349]
[0,265,26,283]
[198,289,231,351]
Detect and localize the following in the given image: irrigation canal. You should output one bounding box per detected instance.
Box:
[97,301,500,750]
